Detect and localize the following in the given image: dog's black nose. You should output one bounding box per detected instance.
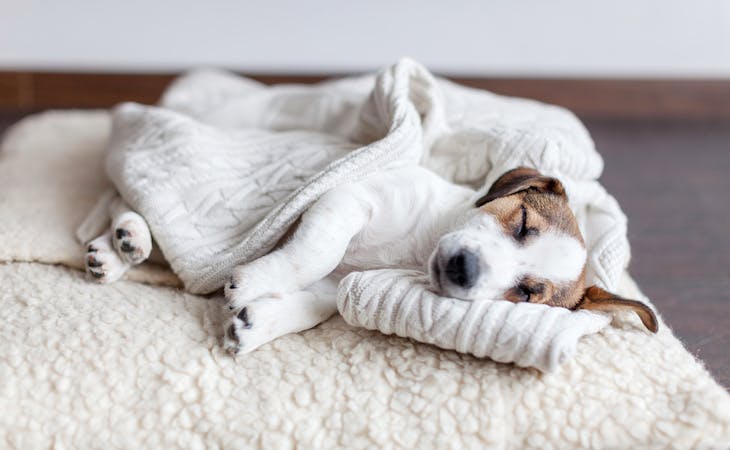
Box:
[444,250,480,289]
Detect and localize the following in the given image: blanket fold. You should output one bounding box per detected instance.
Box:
[337,269,611,373]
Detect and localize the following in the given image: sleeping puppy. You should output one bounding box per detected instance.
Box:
[84,167,657,356]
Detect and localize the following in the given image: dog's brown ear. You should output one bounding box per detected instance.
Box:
[576,285,658,333]
[475,167,566,207]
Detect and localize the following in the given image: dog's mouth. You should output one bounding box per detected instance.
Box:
[430,256,442,293]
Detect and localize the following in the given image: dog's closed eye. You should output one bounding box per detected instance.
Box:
[514,205,539,242]
[506,281,545,303]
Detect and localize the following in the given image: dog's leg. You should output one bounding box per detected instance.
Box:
[225,187,369,311]
[223,279,338,355]
[109,197,153,265]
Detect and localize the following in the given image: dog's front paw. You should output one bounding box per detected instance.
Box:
[224,277,268,312]
[224,279,250,311]
[85,234,129,283]
[223,307,254,356]
[112,213,152,265]
[224,262,290,311]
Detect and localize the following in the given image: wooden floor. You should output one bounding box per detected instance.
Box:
[0,112,728,389]
[593,119,730,390]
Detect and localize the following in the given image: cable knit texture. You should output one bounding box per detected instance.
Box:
[1,80,729,449]
[99,59,626,296]
[337,269,611,373]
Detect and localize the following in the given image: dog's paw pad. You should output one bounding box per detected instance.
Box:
[224,324,242,355]
[85,238,128,283]
[112,220,151,265]
[237,307,253,329]
[223,307,256,357]
[224,320,244,356]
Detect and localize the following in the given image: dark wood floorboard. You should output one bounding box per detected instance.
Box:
[0,112,22,137]
[589,119,730,390]
[1,112,728,389]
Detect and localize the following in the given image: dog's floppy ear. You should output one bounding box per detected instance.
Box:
[576,285,658,333]
[475,167,566,207]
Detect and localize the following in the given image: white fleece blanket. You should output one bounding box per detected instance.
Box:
[79,59,626,372]
[1,111,729,449]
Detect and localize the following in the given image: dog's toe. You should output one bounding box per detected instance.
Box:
[223,318,244,356]
[237,307,253,329]
[223,306,257,357]
[112,221,152,265]
[119,239,135,253]
[88,268,105,279]
[224,325,242,355]
[86,255,103,268]
[224,280,245,310]
[224,274,274,311]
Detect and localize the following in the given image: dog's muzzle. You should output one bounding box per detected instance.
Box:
[432,248,481,292]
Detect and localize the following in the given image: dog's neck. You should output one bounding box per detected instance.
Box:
[418,196,476,264]
[338,168,476,271]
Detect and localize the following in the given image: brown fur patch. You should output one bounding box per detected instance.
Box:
[479,168,656,331]
[480,169,586,309]
[503,268,586,309]
[480,190,583,246]
[577,285,659,333]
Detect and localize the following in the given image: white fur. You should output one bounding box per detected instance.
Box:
[87,167,586,355]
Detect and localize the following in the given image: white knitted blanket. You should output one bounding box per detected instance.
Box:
[85,59,629,371]
[338,270,611,372]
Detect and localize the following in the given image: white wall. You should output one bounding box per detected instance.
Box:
[2,0,729,77]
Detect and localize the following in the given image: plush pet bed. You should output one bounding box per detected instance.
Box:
[1,100,729,448]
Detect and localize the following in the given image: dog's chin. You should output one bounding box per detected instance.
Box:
[434,285,479,302]
[428,255,440,290]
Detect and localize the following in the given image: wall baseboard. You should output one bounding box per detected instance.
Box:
[1,71,729,120]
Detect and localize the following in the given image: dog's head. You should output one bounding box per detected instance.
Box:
[429,167,657,333]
